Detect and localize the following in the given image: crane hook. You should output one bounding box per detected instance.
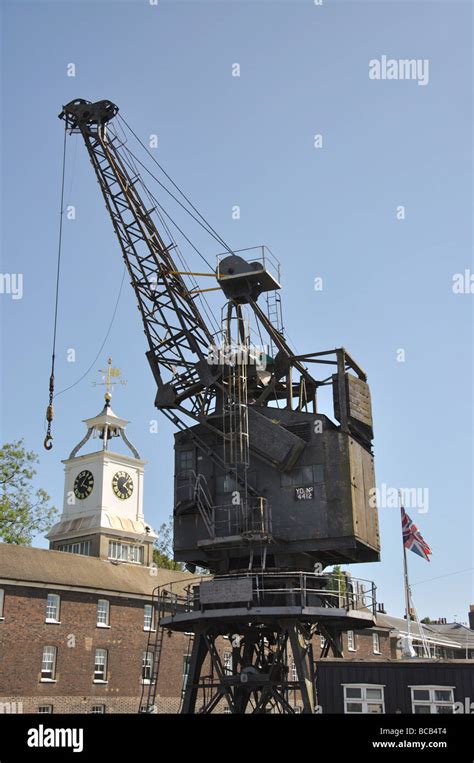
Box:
[44,376,55,451]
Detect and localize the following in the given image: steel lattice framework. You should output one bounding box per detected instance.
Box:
[60,100,217,418]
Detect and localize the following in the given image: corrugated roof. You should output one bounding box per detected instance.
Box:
[0,543,194,598]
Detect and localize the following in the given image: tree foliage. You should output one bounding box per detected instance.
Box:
[327,564,347,595]
[0,440,57,545]
[153,517,184,571]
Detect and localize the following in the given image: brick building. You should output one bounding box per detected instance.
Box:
[0,544,190,713]
[0,391,194,714]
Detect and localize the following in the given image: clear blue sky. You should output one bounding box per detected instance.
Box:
[1,0,472,622]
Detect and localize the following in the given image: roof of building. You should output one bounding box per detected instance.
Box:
[377,612,474,650]
[0,543,194,599]
[46,512,158,541]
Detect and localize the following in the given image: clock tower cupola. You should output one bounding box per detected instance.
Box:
[47,360,157,565]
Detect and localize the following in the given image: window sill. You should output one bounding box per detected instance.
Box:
[40,679,57,683]
[373,651,381,655]
[0,617,4,622]
[141,680,151,685]
[93,680,108,684]
[45,619,61,624]
[143,628,156,633]
[96,624,111,629]
[348,648,357,652]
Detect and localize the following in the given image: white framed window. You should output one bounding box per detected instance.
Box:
[94,648,108,682]
[97,599,110,627]
[129,545,143,563]
[91,705,105,714]
[57,541,91,556]
[144,604,154,631]
[142,651,153,684]
[182,655,191,693]
[320,634,326,649]
[45,593,60,623]
[372,632,381,654]
[347,630,356,651]
[108,540,128,561]
[410,686,455,714]
[41,646,57,681]
[0,588,4,618]
[343,685,385,714]
[290,660,298,681]
[38,705,53,714]
[223,651,232,676]
[108,541,143,564]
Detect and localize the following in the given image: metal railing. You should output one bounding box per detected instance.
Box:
[157,571,376,617]
[216,245,281,287]
[211,497,272,539]
[178,471,272,541]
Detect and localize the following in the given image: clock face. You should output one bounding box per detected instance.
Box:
[74,470,94,500]
[112,471,134,500]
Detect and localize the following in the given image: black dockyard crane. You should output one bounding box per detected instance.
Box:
[56,99,380,714]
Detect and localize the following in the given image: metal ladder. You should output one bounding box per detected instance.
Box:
[179,632,195,712]
[265,290,284,354]
[144,592,167,712]
[192,471,215,538]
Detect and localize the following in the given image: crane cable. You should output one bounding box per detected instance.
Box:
[44,124,67,450]
[52,265,127,400]
[117,115,235,259]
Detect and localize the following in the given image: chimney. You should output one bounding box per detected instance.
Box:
[469,606,474,630]
[377,602,386,614]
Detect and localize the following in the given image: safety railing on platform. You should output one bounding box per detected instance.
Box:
[157,571,376,617]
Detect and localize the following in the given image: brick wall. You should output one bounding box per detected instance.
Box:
[0,584,189,713]
[338,628,391,660]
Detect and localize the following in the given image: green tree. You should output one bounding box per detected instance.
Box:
[153,517,184,571]
[0,440,57,544]
[327,564,347,596]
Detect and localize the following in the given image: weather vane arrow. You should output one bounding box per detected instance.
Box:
[93,357,127,402]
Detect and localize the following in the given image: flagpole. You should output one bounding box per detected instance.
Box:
[399,490,431,658]
[400,491,412,641]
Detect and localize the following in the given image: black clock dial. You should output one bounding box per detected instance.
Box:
[112,470,134,500]
[74,470,94,500]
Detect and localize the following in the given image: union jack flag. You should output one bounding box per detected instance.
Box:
[401,507,432,561]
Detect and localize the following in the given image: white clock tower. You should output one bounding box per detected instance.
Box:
[47,364,157,566]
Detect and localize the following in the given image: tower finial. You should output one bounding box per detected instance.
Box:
[93,357,126,404]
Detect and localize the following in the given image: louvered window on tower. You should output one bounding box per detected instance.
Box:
[108,541,143,564]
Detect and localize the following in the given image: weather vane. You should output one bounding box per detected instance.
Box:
[93,357,127,402]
